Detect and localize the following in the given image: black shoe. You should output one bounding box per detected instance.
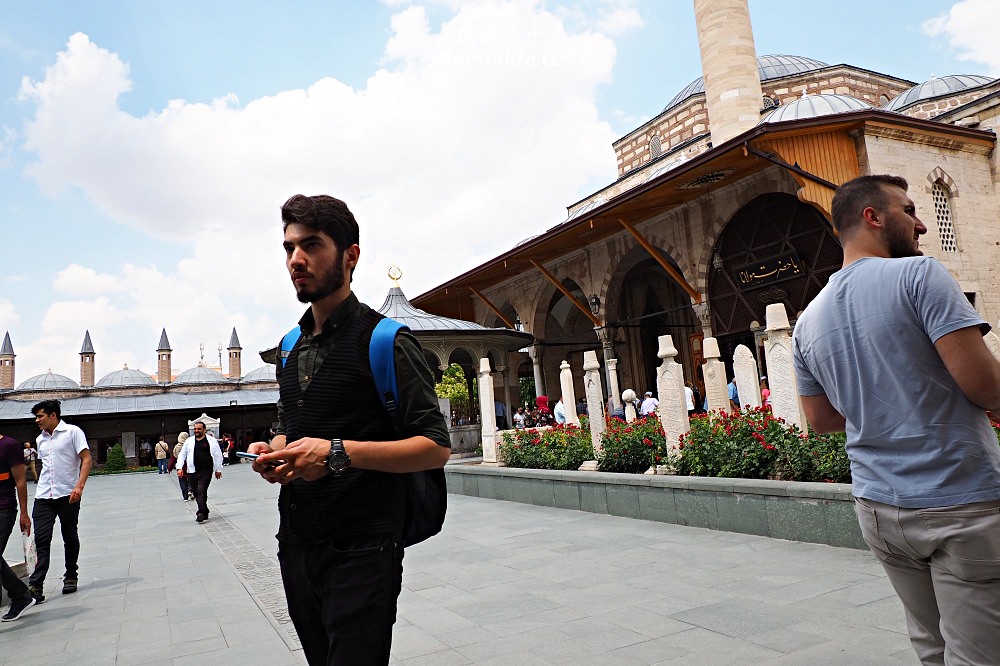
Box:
[27,585,44,605]
[1,596,36,621]
[196,514,206,523]
[62,578,78,594]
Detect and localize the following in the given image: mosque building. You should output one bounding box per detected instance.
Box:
[411,0,1000,404]
[0,328,277,462]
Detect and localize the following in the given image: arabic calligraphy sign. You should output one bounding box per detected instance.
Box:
[734,252,802,289]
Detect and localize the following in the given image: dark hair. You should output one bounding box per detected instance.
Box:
[280,194,360,251]
[32,399,61,418]
[831,175,908,236]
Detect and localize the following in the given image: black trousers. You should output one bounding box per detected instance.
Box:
[190,471,213,519]
[278,534,403,665]
[0,508,30,602]
[29,496,81,587]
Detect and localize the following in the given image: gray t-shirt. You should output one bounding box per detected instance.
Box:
[793,256,1000,508]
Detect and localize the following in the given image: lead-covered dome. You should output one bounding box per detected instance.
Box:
[174,366,226,384]
[242,366,276,383]
[96,366,156,387]
[664,54,829,112]
[883,74,994,112]
[17,372,80,391]
[761,93,871,123]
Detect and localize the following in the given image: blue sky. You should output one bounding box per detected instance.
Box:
[0,0,995,383]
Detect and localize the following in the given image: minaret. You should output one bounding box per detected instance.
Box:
[0,332,14,390]
[227,328,242,380]
[157,329,172,384]
[693,0,763,146]
[80,330,96,387]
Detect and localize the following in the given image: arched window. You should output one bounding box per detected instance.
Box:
[931,180,957,252]
[649,135,662,159]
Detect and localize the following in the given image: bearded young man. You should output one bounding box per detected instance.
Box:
[248,194,450,666]
[792,174,1000,665]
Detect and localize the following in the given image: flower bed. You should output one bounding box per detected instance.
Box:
[500,407,851,483]
[499,419,593,471]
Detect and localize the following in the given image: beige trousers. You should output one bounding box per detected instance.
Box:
[855,497,1000,666]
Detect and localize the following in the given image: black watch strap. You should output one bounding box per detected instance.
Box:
[326,439,350,476]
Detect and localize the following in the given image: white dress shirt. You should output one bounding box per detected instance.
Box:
[36,420,88,499]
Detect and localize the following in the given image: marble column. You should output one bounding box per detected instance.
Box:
[607,359,621,410]
[623,388,638,422]
[529,345,545,398]
[656,335,689,452]
[703,337,730,414]
[558,360,580,427]
[477,358,500,465]
[764,303,807,429]
[732,344,761,410]
[578,350,606,472]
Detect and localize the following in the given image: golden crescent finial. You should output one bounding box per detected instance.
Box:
[388,264,402,286]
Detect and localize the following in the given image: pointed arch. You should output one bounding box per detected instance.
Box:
[926,167,959,197]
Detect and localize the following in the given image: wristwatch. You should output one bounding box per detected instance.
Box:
[326,439,351,476]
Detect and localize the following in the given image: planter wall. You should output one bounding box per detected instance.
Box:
[445,464,865,550]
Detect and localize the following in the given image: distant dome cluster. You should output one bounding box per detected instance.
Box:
[95,366,156,388]
[665,54,830,112]
[17,372,79,391]
[884,74,994,112]
[761,93,871,124]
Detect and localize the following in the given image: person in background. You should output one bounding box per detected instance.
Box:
[553,396,567,424]
[494,400,507,430]
[154,436,170,474]
[684,383,696,418]
[513,407,527,429]
[639,391,659,417]
[172,432,191,501]
[23,442,37,483]
[177,421,223,523]
[576,397,588,418]
[760,377,770,407]
[728,378,740,411]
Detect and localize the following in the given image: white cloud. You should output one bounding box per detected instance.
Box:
[924,0,1000,73]
[0,299,20,331]
[13,1,622,380]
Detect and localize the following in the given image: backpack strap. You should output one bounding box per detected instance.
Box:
[369,317,408,433]
[279,327,301,368]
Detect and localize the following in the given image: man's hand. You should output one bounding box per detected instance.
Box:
[69,486,83,503]
[261,437,331,484]
[19,512,30,536]
[248,442,282,484]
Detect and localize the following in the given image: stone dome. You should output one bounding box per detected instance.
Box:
[664,54,829,112]
[242,365,276,383]
[16,371,80,391]
[173,366,226,384]
[883,74,995,112]
[760,93,871,123]
[96,366,156,387]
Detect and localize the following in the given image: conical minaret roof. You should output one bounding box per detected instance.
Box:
[0,332,12,356]
[157,328,172,352]
[228,328,241,349]
[80,330,95,354]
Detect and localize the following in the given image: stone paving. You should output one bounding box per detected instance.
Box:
[1,464,919,665]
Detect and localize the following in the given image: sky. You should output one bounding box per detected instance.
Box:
[0,0,997,383]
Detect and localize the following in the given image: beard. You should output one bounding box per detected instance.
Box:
[294,251,346,303]
[882,223,922,258]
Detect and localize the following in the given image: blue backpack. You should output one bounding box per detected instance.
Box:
[280,317,447,547]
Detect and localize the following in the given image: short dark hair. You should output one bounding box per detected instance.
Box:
[280,194,360,251]
[32,399,61,418]
[831,175,908,236]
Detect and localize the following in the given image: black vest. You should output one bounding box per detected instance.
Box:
[277,304,405,543]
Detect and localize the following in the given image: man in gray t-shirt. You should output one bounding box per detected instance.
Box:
[792,174,1000,665]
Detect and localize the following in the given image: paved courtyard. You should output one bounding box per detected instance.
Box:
[1,464,918,665]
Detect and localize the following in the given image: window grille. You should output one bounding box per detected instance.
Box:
[931,181,957,252]
[649,136,662,159]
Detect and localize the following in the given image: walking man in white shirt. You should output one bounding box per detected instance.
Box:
[639,391,659,417]
[28,399,92,604]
